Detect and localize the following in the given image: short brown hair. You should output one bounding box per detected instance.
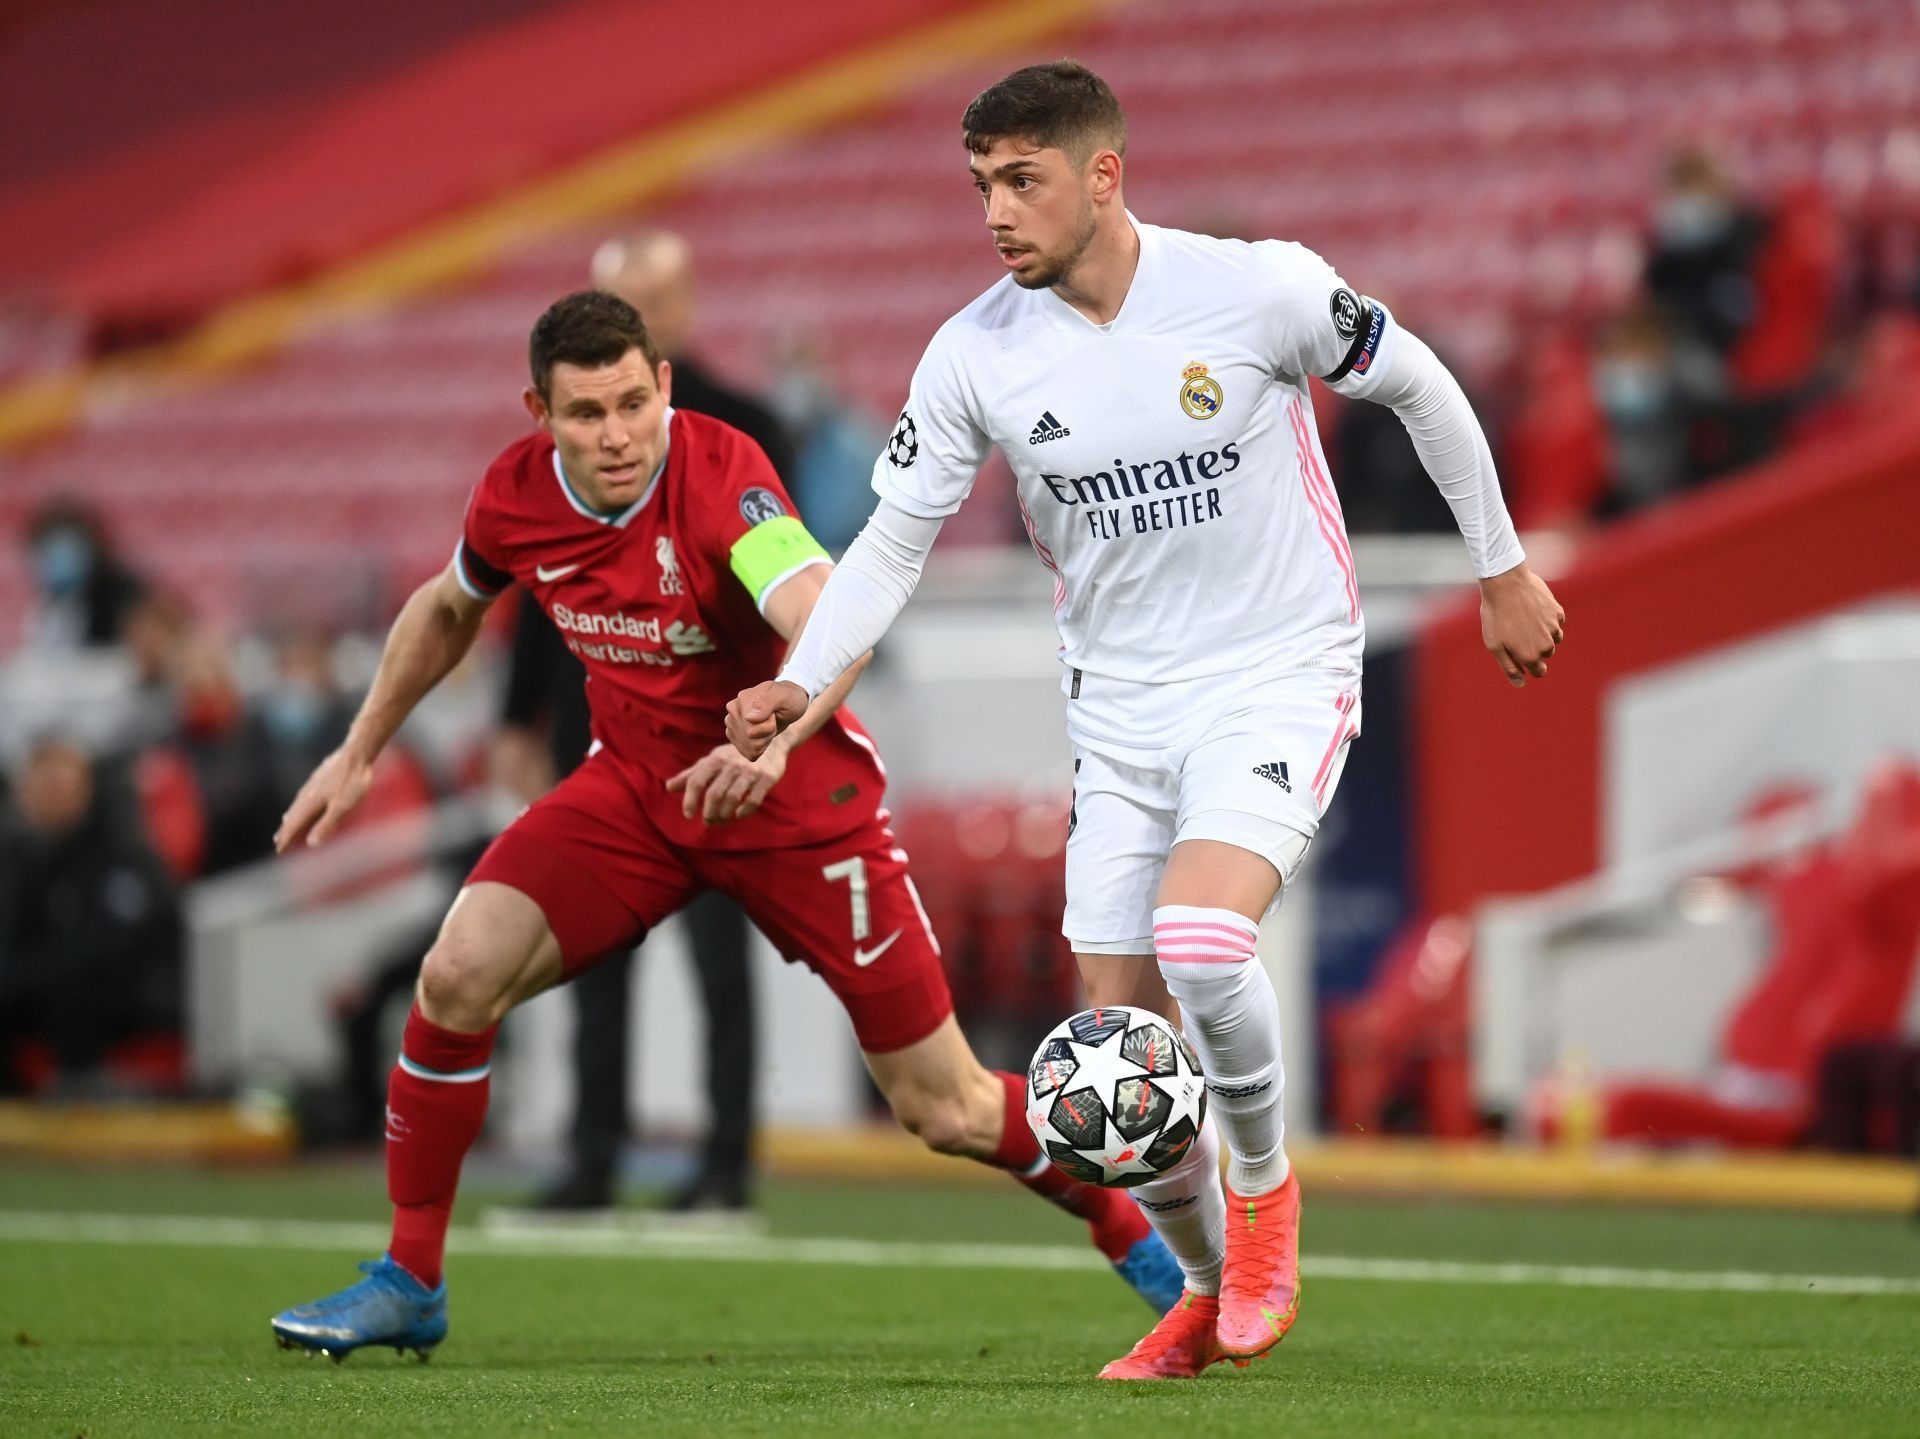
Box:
[528,290,660,399]
[961,59,1126,163]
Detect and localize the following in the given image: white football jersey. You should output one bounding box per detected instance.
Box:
[875,220,1402,739]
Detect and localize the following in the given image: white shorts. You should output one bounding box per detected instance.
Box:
[1061,667,1361,952]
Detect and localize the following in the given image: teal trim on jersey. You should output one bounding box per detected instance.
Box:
[550,408,673,529]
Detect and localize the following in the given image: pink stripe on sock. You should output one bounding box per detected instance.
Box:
[1155,935,1257,952]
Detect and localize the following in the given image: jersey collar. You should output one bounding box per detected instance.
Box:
[1046,212,1154,334]
[551,406,674,528]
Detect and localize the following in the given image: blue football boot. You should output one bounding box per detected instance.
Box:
[1112,1228,1186,1313]
[271,1255,447,1363]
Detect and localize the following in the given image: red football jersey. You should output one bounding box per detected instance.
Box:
[457,408,884,850]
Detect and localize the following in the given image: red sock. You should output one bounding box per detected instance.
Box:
[385,1005,497,1288]
[982,1070,1149,1263]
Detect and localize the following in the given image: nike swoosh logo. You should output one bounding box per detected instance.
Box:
[853,929,904,968]
[535,563,580,583]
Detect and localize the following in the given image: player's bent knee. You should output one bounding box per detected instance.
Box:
[417,934,520,1029]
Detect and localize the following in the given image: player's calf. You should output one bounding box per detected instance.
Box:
[880,1068,1002,1157]
[866,1020,1182,1312]
[376,884,561,1302]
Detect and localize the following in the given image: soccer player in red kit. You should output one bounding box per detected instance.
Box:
[267,291,1181,1361]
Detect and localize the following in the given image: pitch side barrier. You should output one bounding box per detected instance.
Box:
[1472,791,1852,1115]
[185,795,506,1089]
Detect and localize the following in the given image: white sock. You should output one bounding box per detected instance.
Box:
[1128,1119,1224,1296]
[1154,904,1291,1197]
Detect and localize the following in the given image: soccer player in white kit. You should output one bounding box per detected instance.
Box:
[728,61,1565,1379]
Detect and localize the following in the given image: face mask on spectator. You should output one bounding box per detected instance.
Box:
[32,528,94,597]
[1655,193,1733,249]
[262,684,328,747]
[1597,359,1669,422]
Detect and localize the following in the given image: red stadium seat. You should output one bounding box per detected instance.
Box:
[1327,913,1479,1140]
[1542,762,1920,1148]
[9,1031,187,1097]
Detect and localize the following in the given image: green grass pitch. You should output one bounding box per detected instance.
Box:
[3,1162,1918,1437]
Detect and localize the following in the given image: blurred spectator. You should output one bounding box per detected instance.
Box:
[121,594,190,690]
[1591,304,1691,515]
[767,331,886,551]
[589,229,796,479]
[0,735,183,1095]
[148,627,360,878]
[1729,181,1843,406]
[1502,333,1607,533]
[171,632,278,875]
[258,629,355,817]
[21,499,148,652]
[114,593,194,751]
[1645,150,1765,366]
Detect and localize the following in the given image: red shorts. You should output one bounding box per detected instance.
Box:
[466,750,952,1054]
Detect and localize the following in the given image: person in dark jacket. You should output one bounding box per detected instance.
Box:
[0,735,183,1094]
[501,230,794,1214]
[22,500,148,652]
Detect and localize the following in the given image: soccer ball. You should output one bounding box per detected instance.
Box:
[1025,1005,1207,1188]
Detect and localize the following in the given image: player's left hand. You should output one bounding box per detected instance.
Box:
[666,742,787,824]
[1479,561,1565,687]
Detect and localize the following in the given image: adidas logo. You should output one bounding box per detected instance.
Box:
[1027,411,1071,445]
[1252,761,1291,792]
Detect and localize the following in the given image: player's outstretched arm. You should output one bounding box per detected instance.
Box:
[275,563,492,851]
[757,564,873,751]
[726,499,943,758]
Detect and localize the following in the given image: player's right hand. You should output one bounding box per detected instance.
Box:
[726,680,809,760]
[275,746,376,853]
[1479,561,1565,688]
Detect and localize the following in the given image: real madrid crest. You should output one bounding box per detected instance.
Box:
[1179,361,1223,421]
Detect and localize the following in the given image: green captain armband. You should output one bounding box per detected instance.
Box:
[729,515,830,608]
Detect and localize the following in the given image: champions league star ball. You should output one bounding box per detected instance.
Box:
[1025,1005,1207,1188]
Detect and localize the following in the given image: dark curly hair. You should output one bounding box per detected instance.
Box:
[528,290,660,400]
[961,59,1126,164]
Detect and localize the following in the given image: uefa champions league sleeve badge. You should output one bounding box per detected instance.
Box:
[886,410,919,468]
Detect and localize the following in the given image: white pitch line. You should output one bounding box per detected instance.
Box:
[2,1211,1918,1298]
